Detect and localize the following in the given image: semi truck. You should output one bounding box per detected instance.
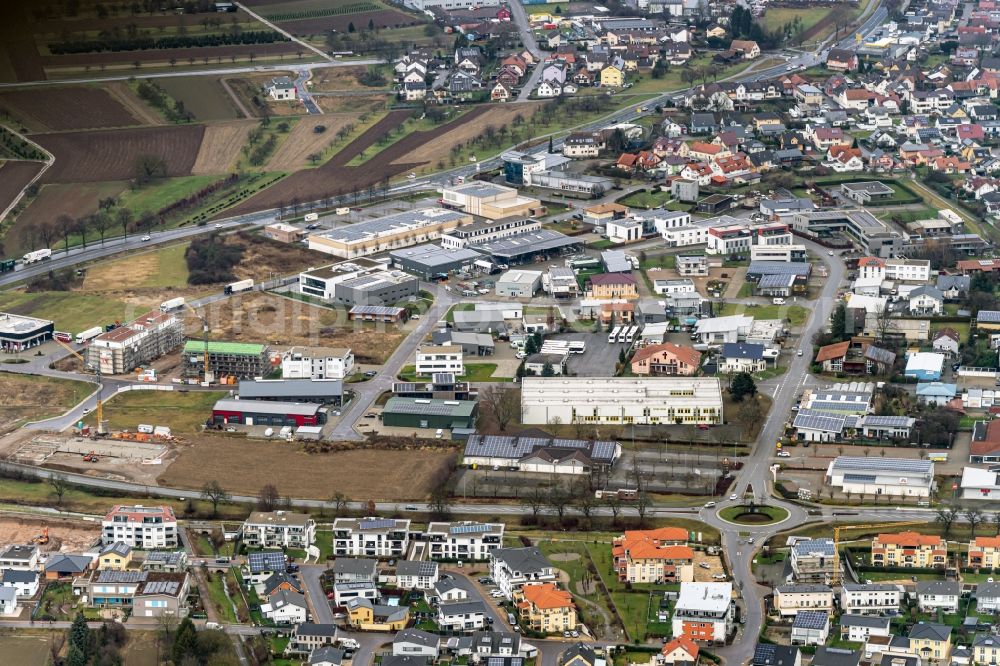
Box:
[22,249,52,264]
[224,278,254,295]
[75,327,102,344]
[160,297,186,312]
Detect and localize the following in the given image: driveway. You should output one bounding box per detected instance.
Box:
[300,563,334,624]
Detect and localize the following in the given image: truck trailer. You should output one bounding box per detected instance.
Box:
[224,279,254,295]
[22,249,52,264]
[75,327,102,344]
[159,297,186,312]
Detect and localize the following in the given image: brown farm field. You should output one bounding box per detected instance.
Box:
[156,76,245,122]
[0,161,44,213]
[266,114,357,170]
[0,86,143,132]
[191,120,257,175]
[34,125,204,183]
[8,181,127,255]
[314,94,388,114]
[276,9,420,34]
[158,439,457,501]
[0,372,94,433]
[195,290,405,363]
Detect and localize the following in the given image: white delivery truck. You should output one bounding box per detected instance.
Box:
[304,212,319,222]
[160,297,186,312]
[22,248,52,264]
[335,207,350,215]
[75,327,103,344]
[224,279,254,295]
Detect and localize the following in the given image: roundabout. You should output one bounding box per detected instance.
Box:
[718,503,790,526]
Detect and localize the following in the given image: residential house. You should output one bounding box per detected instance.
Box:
[907,623,952,665]
[101,505,178,549]
[0,569,38,599]
[288,625,339,656]
[437,599,487,631]
[309,647,345,666]
[909,286,944,315]
[812,648,860,666]
[514,583,577,634]
[262,589,309,625]
[490,547,557,599]
[840,615,891,643]
[840,583,902,615]
[98,543,133,571]
[491,82,513,102]
[393,629,440,658]
[974,635,1000,666]
[791,610,830,646]
[332,558,377,584]
[43,554,94,581]
[916,580,960,612]
[976,580,1000,612]
[0,588,18,616]
[671,582,733,643]
[630,343,702,376]
[729,40,760,59]
[932,328,961,356]
[332,518,411,558]
[968,536,1000,569]
[429,578,467,604]
[719,343,767,373]
[612,527,693,583]
[587,273,639,300]
[871,532,946,568]
[774,584,834,617]
[346,598,409,631]
[396,561,439,590]
[600,65,625,87]
[243,511,316,550]
[752,644,801,666]
[936,276,970,301]
[790,539,835,584]
[0,545,38,572]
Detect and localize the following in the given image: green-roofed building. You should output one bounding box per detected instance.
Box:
[381,397,477,430]
[183,339,269,380]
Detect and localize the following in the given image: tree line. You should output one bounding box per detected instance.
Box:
[185,233,245,285]
[135,79,193,123]
[50,30,287,55]
[0,126,47,161]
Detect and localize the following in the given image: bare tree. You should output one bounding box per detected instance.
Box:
[49,473,69,506]
[994,511,1000,536]
[966,508,985,539]
[209,527,226,556]
[428,485,452,520]
[607,495,623,524]
[330,492,349,518]
[201,480,230,518]
[257,484,280,512]
[480,385,519,432]
[935,504,958,538]
[522,485,547,521]
[547,485,571,520]
[871,303,896,345]
[56,214,75,253]
[90,211,113,245]
[635,493,652,526]
[738,397,765,436]
[573,480,597,529]
[116,208,133,240]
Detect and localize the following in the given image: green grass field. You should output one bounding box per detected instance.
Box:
[118,175,223,218]
[83,389,226,434]
[718,303,809,327]
[156,76,243,121]
[205,570,237,624]
[619,189,673,210]
[399,363,505,382]
[760,6,831,32]
[0,290,135,333]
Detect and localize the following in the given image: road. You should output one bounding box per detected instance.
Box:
[294,69,322,114]
[507,0,544,102]
[235,1,333,63]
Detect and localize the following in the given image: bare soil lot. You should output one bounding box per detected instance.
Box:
[277,10,418,34]
[197,290,405,363]
[191,120,256,175]
[34,125,204,183]
[0,160,44,213]
[0,372,93,434]
[266,114,357,170]
[159,438,457,500]
[0,86,142,132]
[0,514,100,552]
[314,94,388,114]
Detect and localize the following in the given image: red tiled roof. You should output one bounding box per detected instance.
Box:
[815,341,850,362]
[631,343,702,368]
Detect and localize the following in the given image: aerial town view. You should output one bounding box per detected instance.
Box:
[4,0,1000,663]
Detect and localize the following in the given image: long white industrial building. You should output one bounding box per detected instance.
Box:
[520,376,723,425]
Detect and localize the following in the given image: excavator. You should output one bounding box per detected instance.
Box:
[832,519,932,585]
[32,528,49,545]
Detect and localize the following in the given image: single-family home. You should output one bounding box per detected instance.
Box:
[630,343,702,376]
[791,610,830,646]
[719,343,767,373]
[916,580,960,612]
[393,629,440,658]
[932,328,961,356]
[0,569,38,599]
[437,599,487,631]
[840,615,891,642]
[262,589,309,625]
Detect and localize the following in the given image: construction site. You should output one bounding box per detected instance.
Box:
[0,514,99,554]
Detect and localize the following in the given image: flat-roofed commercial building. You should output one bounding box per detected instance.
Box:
[440,217,542,250]
[0,312,53,352]
[87,310,184,375]
[791,210,904,258]
[308,208,473,259]
[389,244,483,279]
[211,398,324,427]
[440,182,544,220]
[299,263,418,306]
[520,376,723,425]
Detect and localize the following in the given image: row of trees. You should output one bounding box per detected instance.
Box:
[936,504,1000,539]
[135,80,193,123]
[0,126,47,161]
[51,29,286,55]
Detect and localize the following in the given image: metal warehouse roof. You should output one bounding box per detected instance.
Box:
[747,261,812,276]
[213,398,321,416]
[384,397,476,417]
[464,434,619,463]
[238,379,342,399]
[183,340,266,355]
[830,456,933,473]
[472,229,578,258]
[389,243,483,267]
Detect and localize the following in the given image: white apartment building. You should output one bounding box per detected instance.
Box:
[750,244,807,262]
[282,347,355,380]
[415,345,464,376]
[839,583,902,615]
[102,505,178,549]
[672,582,734,644]
[490,547,558,599]
[662,225,709,247]
[774,584,834,617]
[520,376,724,426]
[421,522,505,561]
[650,276,697,296]
[858,257,932,282]
[0,546,39,572]
[332,517,411,558]
[242,511,316,549]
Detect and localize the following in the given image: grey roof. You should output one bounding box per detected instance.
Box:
[381,657,431,666]
[908,622,951,642]
[100,541,132,557]
[840,614,890,630]
[863,345,896,366]
[916,580,960,596]
[143,551,185,566]
[747,261,812,276]
[472,229,578,259]
[474,631,521,655]
[777,583,832,594]
[977,310,1000,323]
[830,456,933,474]
[909,285,943,301]
[296,623,339,638]
[44,553,93,574]
[842,582,899,592]
[464,434,618,463]
[397,560,439,578]
[332,558,377,576]
[812,647,861,666]
[878,656,916,666]
[722,342,765,360]
[395,628,440,648]
[310,647,345,666]
[214,398,320,417]
[758,273,797,289]
[438,599,487,616]
[384,398,476,418]
[268,588,307,610]
[248,551,287,573]
[558,643,596,666]
[0,545,36,561]
[793,610,829,630]
[974,635,1000,648]
[0,588,15,603]
[1,569,37,584]
[753,645,800,666]
[313,208,467,244]
[94,570,147,583]
[977,581,1000,599]
[491,547,551,575]
[390,243,484,268]
[434,578,462,596]
[937,275,970,292]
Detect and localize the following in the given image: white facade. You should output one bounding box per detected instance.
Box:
[282,348,355,380]
[423,522,505,561]
[333,582,379,606]
[886,258,932,282]
[242,511,316,549]
[101,506,178,549]
[415,345,464,376]
[607,218,643,243]
[496,270,542,298]
[262,592,309,624]
[662,225,709,247]
[840,584,902,615]
[490,547,557,599]
[750,244,806,262]
[520,376,724,426]
[332,518,411,558]
[437,601,487,630]
[671,582,734,644]
[651,277,697,296]
[826,457,934,498]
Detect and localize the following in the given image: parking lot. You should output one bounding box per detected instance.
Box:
[549,331,626,377]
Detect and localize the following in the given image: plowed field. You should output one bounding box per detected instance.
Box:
[34,125,204,183]
[0,86,142,132]
[265,114,356,170]
[0,161,44,213]
[191,120,256,175]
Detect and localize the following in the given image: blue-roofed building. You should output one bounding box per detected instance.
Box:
[720,342,767,373]
[916,382,957,406]
[791,610,830,646]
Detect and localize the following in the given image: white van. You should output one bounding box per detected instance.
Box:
[772,298,785,305]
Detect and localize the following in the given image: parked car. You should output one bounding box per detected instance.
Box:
[777,451,791,458]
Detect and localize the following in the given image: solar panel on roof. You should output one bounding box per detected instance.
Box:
[351,305,405,316]
[450,523,490,535]
[793,611,829,630]
[864,415,912,426]
[832,456,932,472]
[248,552,286,572]
[979,310,1000,323]
[360,518,396,530]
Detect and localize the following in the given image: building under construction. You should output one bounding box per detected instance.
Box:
[87,310,184,375]
[183,340,269,380]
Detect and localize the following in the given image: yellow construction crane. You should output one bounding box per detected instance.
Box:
[53,337,105,432]
[832,520,931,586]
